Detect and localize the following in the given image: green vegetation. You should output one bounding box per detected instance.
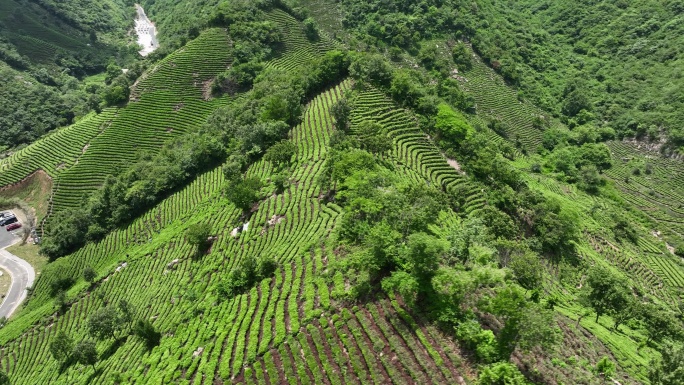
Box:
[0,0,683,384]
[0,268,10,299]
[0,0,136,149]
[649,343,684,385]
[337,0,684,152]
[185,223,213,255]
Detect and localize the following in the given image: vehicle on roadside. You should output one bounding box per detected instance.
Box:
[0,216,17,226]
[6,223,22,231]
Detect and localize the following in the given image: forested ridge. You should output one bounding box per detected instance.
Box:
[0,0,683,384]
[336,0,684,151]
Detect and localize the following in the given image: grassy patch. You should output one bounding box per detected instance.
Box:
[6,243,48,276]
[0,267,10,298]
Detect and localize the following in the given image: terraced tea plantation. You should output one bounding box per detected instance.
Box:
[0,8,477,384]
[0,75,473,383]
[0,0,113,65]
[0,28,233,233]
[2,3,684,384]
[460,52,551,152]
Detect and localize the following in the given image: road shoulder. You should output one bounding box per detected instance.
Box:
[0,240,37,319]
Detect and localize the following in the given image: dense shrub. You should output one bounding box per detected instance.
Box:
[217,255,277,298]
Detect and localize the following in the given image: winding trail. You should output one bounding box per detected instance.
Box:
[0,240,35,319]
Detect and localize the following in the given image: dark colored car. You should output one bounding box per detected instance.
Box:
[0,216,17,226]
[6,222,21,231]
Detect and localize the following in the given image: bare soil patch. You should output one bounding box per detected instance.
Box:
[447,158,462,172]
[202,79,214,101]
[0,170,52,221]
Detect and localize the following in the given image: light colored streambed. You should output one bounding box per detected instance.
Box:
[134,4,158,56]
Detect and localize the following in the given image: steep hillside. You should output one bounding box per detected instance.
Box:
[0,8,477,384]
[0,0,134,150]
[0,1,683,385]
[336,0,684,152]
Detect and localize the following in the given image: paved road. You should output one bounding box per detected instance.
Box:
[0,220,19,249]
[0,240,35,319]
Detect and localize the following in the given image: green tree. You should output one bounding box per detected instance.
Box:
[313,50,350,88]
[331,99,351,131]
[389,70,424,109]
[49,330,74,364]
[357,120,392,154]
[612,216,639,244]
[104,63,122,85]
[87,306,119,341]
[326,148,377,184]
[488,286,558,358]
[649,343,684,385]
[0,370,8,385]
[381,271,420,307]
[225,177,263,212]
[254,72,304,126]
[577,143,612,171]
[508,252,543,292]
[303,17,318,40]
[641,304,682,344]
[102,84,129,106]
[454,319,498,363]
[217,254,277,299]
[117,299,135,331]
[569,125,599,145]
[83,266,97,284]
[222,154,246,182]
[272,172,290,194]
[452,42,472,70]
[401,232,448,295]
[547,147,577,177]
[578,165,604,194]
[609,293,638,331]
[186,222,213,254]
[349,53,394,88]
[264,140,296,167]
[542,127,570,150]
[257,254,277,279]
[72,340,98,370]
[55,290,68,313]
[562,80,592,117]
[418,43,439,69]
[481,206,518,239]
[585,266,632,325]
[225,61,263,90]
[434,103,473,143]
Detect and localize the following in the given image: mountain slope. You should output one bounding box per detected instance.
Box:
[0,1,683,385]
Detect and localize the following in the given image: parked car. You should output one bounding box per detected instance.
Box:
[6,223,21,231]
[0,216,17,226]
